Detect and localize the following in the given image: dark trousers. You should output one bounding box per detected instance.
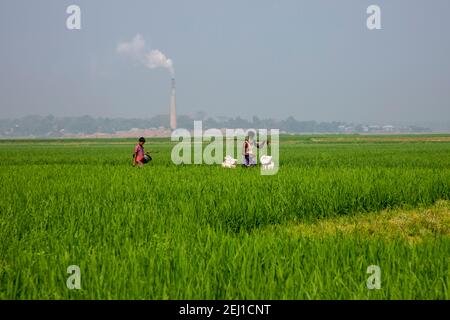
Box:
[244,154,250,166]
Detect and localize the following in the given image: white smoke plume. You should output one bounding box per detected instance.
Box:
[144,50,174,75]
[117,34,145,59]
[117,34,174,76]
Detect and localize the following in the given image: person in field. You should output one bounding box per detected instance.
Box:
[133,137,146,167]
[242,131,266,167]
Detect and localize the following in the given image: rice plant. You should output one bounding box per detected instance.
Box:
[0,136,449,299]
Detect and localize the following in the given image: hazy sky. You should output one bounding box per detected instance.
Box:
[0,0,449,123]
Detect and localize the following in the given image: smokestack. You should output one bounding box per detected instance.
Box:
[170,78,177,130]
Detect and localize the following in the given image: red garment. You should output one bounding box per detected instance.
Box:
[244,141,250,155]
[134,144,144,162]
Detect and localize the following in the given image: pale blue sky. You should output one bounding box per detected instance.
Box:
[0,0,449,122]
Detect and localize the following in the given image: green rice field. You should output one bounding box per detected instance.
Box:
[0,135,449,299]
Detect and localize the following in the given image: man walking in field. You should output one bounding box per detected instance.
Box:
[133,137,146,167]
[243,136,252,167]
[242,131,266,167]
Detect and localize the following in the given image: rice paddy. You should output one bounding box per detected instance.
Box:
[0,135,449,299]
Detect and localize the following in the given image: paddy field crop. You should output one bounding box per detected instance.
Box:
[0,135,449,299]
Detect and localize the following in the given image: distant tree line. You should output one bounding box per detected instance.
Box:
[0,114,432,137]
